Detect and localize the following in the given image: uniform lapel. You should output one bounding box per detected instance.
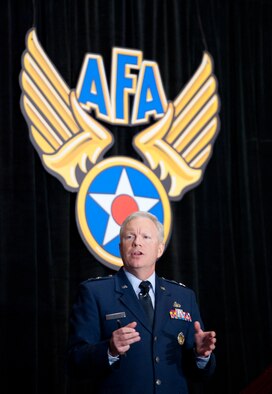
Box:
[153,276,172,333]
[115,268,153,332]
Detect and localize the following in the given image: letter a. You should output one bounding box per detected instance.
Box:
[76,54,112,122]
[132,61,167,125]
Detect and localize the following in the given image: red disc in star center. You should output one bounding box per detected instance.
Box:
[111,195,139,225]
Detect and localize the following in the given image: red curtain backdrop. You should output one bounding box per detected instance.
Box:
[0,1,271,393]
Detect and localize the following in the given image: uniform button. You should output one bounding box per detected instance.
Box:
[154,336,157,342]
[155,356,160,363]
[156,379,162,385]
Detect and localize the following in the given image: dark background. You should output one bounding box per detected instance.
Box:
[1,0,271,393]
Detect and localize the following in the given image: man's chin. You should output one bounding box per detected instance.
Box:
[124,258,146,269]
[128,258,144,266]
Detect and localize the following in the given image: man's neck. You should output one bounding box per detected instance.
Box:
[123,267,155,281]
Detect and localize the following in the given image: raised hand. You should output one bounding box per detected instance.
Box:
[194,320,216,357]
[109,321,141,356]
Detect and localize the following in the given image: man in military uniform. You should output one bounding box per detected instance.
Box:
[68,211,216,393]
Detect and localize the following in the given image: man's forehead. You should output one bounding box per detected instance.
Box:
[123,217,156,231]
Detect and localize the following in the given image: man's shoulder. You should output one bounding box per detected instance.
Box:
[160,277,195,295]
[81,274,115,287]
[160,276,187,288]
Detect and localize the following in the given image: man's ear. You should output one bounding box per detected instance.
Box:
[157,242,165,259]
[119,242,124,259]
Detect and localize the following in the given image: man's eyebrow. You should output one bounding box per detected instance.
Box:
[123,231,134,236]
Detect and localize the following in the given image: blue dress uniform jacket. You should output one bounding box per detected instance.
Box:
[68,268,216,393]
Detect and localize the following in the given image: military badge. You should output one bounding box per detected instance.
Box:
[177,332,185,345]
[170,308,192,322]
[173,301,181,308]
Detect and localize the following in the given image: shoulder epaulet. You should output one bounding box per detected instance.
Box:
[86,275,113,282]
[161,277,187,287]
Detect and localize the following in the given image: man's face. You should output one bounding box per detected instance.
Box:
[119,217,165,277]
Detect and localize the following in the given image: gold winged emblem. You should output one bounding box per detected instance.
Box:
[133,52,220,200]
[20,29,219,201]
[20,28,113,191]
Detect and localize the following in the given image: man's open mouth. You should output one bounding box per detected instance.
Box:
[132,250,143,256]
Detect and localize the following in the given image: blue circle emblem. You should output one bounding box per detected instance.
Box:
[76,157,171,270]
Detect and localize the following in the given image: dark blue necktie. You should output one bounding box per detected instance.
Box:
[139,281,154,326]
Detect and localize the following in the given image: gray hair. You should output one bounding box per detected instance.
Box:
[120,211,164,242]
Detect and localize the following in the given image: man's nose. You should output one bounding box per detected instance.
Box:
[133,235,142,246]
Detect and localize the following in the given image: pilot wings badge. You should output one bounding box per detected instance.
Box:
[19,28,220,270]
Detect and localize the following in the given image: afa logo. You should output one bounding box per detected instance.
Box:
[19,28,220,270]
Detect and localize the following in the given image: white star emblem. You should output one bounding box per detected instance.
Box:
[89,169,159,245]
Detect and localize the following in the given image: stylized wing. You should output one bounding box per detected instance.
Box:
[133,52,220,200]
[20,28,113,191]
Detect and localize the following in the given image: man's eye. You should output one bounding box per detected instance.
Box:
[144,235,151,239]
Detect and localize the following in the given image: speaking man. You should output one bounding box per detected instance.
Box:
[68,211,216,393]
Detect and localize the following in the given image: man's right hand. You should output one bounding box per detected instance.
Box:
[109,322,141,356]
